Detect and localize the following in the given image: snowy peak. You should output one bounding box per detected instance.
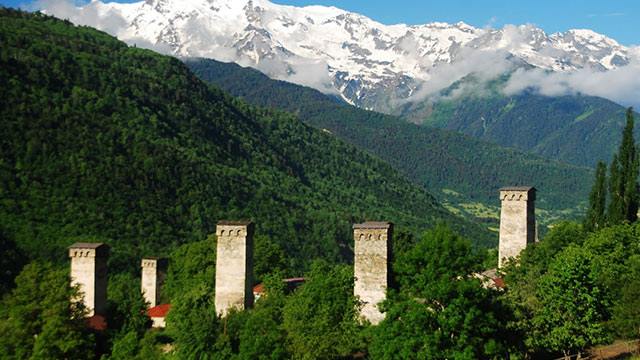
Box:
[49,0,634,111]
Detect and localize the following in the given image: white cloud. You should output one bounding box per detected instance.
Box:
[503,47,640,107]
[402,47,516,104]
[34,0,130,38]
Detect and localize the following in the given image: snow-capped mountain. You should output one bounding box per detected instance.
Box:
[49,0,633,111]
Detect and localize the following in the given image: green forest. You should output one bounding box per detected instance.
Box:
[0,8,490,272]
[1,8,640,360]
[186,58,594,229]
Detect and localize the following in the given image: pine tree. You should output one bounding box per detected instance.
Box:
[608,108,639,224]
[608,155,624,223]
[622,108,640,222]
[584,161,607,232]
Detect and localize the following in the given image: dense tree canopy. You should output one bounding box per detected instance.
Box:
[370,225,508,359]
[0,262,95,359]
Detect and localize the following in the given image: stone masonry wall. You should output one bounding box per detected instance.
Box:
[214,221,254,316]
[499,188,536,268]
[69,243,108,317]
[354,222,392,325]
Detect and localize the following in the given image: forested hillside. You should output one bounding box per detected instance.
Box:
[398,76,639,167]
[186,58,593,228]
[0,9,490,275]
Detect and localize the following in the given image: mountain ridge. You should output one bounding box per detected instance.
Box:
[41,0,635,112]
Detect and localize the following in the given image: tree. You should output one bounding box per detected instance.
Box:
[0,230,26,296]
[107,330,164,360]
[531,246,609,358]
[237,273,289,359]
[165,283,231,359]
[607,108,639,224]
[0,262,94,359]
[608,154,624,223]
[163,236,216,300]
[107,273,151,338]
[584,161,607,232]
[282,261,364,359]
[611,255,640,338]
[369,225,508,359]
[253,235,288,282]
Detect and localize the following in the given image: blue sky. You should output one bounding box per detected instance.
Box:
[2,0,638,45]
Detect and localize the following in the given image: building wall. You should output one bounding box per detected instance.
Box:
[141,259,161,308]
[499,189,536,268]
[151,316,166,328]
[69,246,108,316]
[214,222,254,316]
[354,222,392,325]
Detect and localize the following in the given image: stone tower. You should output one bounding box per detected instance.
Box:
[353,221,393,325]
[499,187,536,267]
[214,220,254,316]
[141,258,167,308]
[68,243,109,317]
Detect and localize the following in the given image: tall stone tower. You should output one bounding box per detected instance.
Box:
[68,242,109,317]
[214,220,254,316]
[353,221,393,325]
[141,258,167,308]
[499,187,536,267]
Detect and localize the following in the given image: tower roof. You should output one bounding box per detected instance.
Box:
[353,221,393,229]
[68,242,108,249]
[499,186,536,192]
[217,220,253,226]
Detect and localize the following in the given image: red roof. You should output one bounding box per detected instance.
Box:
[147,304,171,318]
[493,277,505,289]
[86,314,108,331]
[253,283,265,294]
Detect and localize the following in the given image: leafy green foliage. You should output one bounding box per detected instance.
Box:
[611,255,640,338]
[186,58,593,235]
[0,8,487,277]
[370,225,508,359]
[282,261,365,359]
[0,229,26,296]
[607,108,639,224]
[106,330,163,360]
[531,246,609,357]
[0,262,95,359]
[503,222,640,357]
[163,236,216,300]
[106,273,152,339]
[585,162,607,232]
[236,274,289,359]
[165,284,229,359]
